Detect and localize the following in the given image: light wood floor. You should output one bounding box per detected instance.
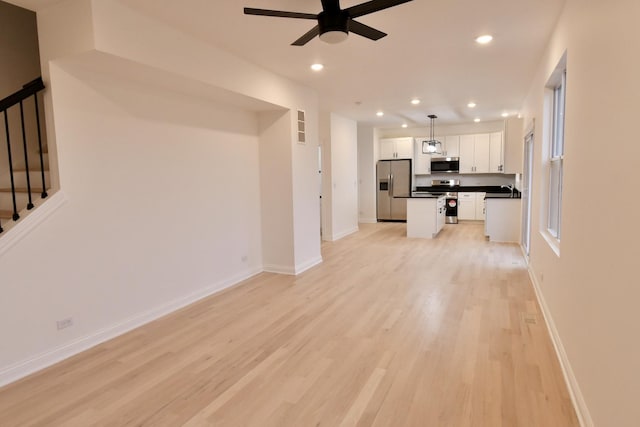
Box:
[0,222,579,426]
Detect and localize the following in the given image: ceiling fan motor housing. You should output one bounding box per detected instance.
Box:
[318,10,349,42]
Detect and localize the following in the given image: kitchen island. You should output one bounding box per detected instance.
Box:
[406,195,446,238]
[484,194,522,242]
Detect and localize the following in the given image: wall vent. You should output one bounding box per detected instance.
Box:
[297,110,306,144]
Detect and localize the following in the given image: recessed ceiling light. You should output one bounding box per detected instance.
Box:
[310,63,324,71]
[475,35,493,44]
[376,111,384,117]
[467,102,477,108]
[402,123,408,128]
[411,99,421,105]
[501,112,509,117]
[474,118,481,123]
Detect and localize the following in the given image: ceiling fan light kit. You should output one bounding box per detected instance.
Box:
[244,0,414,46]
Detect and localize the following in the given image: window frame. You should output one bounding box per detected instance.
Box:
[547,70,566,240]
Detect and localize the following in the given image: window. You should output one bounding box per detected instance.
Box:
[548,68,566,239]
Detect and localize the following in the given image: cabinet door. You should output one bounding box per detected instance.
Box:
[395,138,414,159]
[379,139,396,160]
[459,135,475,173]
[458,192,475,220]
[475,193,486,220]
[444,135,460,157]
[489,132,504,173]
[474,134,491,173]
[413,140,431,175]
[458,199,475,220]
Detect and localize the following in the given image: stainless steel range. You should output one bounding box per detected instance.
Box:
[416,179,459,224]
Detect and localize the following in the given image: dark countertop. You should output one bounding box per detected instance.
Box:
[394,194,443,199]
[485,193,522,199]
[415,185,521,198]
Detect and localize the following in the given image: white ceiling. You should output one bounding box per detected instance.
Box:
[9,0,566,128]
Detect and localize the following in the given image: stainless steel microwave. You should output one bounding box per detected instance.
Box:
[430,157,460,173]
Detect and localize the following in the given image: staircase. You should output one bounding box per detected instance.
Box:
[0,78,50,234]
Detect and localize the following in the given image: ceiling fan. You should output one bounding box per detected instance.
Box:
[244,0,414,46]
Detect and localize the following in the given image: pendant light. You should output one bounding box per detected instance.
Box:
[422,114,443,155]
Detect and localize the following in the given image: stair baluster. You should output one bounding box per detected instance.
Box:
[33,94,47,199]
[3,109,20,221]
[19,100,34,210]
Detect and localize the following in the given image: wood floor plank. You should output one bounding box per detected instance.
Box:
[0,222,579,426]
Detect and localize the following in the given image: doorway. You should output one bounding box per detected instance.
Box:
[522,129,534,257]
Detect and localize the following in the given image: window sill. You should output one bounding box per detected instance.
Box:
[541,230,561,257]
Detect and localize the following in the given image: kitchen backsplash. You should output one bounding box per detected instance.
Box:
[414,173,516,188]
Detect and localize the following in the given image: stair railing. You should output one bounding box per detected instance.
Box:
[0,77,47,234]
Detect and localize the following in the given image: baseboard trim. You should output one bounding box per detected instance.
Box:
[0,190,67,257]
[526,265,593,427]
[295,256,323,275]
[358,218,377,224]
[0,267,262,388]
[330,226,359,242]
[263,264,296,275]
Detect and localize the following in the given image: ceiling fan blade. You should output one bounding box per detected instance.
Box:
[244,8,317,20]
[292,25,321,46]
[321,0,340,12]
[345,0,413,19]
[349,19,387,40]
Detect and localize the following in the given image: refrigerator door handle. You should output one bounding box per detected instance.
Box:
[390,173,394,196]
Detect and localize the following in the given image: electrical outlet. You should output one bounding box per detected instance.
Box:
[56,317,73,330]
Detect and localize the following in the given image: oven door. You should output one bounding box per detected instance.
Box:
[445,197,458,224]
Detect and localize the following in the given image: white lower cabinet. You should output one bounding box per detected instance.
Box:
[407,197,446,238]
[475,192,486,220]
[458,192,486,220]
[485,198,522,242]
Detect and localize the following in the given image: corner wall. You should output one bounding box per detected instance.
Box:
[520,1,640,425]
[0,0,321,385]
[320,112,358,241]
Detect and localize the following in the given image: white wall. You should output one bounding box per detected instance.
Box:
[357,124,377,223]
[320,113,358,241]
[0,63,263,380]
[259,110,294,273]
[0,0,322,385]
[520,1,640,425]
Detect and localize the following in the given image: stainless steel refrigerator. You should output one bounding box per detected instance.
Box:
[377,159,412,221]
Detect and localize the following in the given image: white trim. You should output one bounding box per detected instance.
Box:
[358,218,378,224]
[540,229,561,257]
[0,267,262,388]
[263,264,296,275]
[294,256,323,275]
[330,226,359,242]
[0,190,67,257]
[527,266,593,427]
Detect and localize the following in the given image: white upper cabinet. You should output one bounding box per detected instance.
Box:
[395,138,414,159]
[414,138,431,175]
[379,137,414,160]
[489,132,504,173]
[459,135,475,173]
[474,133,491,173]
[459,132,504,174]
[443,135,460,157]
